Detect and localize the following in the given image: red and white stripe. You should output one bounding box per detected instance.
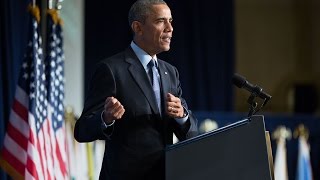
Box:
[1,85,69,179]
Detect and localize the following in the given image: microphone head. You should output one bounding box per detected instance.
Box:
[232,73,246,88]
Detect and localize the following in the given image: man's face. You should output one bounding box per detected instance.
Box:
[139,4,173,56]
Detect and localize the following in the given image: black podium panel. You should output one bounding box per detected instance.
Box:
[165,115,272,180]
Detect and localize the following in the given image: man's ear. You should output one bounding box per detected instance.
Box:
[131,21,143,35]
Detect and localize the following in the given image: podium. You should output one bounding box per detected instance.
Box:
[165,115,273,180]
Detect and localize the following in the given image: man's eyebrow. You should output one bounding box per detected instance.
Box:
[155,17,173,21]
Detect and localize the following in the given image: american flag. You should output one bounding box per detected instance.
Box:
[0,7,68,179]
[43,9,68,179]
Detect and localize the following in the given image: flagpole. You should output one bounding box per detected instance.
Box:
[48,0,53,9]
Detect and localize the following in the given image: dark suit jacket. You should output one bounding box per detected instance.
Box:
[74,47,198,180]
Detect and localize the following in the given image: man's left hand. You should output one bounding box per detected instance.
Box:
[166,93,184,118]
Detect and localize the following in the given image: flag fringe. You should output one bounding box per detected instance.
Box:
[27,4,40,23]
[47,9,64,26]
[0,156,24,180]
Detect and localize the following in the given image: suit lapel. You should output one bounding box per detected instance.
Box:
[158,60,170,108]
[125,48,160,115]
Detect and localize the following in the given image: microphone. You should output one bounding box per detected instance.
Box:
[232,73,272,100]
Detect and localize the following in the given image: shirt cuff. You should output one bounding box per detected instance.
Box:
[101,110,115,138]
[175,108,189,125]
[101,110,115,127]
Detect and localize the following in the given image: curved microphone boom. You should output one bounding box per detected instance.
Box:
[232,73,272,101]
[232,73,272,117]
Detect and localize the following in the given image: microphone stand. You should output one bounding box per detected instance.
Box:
[247,93,270,119]
[247,94,258,118]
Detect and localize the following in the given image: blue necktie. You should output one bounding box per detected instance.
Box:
[148,59,161,113]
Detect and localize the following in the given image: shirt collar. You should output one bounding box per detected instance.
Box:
[130,41,158,70]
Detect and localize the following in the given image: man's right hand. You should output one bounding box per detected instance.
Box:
[103,97,125,124]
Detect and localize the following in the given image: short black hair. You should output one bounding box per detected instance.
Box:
[128,0,167,26]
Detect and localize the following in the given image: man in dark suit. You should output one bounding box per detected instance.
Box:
[74,0,198,179]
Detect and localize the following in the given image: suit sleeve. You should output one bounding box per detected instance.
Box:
[74,62,116,142]
[171,67,198,140]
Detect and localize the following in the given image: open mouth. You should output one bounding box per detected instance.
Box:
[161,36,171,43]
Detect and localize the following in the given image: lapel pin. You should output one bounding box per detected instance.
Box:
[164,72,168,75]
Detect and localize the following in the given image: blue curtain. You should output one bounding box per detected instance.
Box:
[84,0,235,112]
[0,0,30,179]
[165,1,235,111]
